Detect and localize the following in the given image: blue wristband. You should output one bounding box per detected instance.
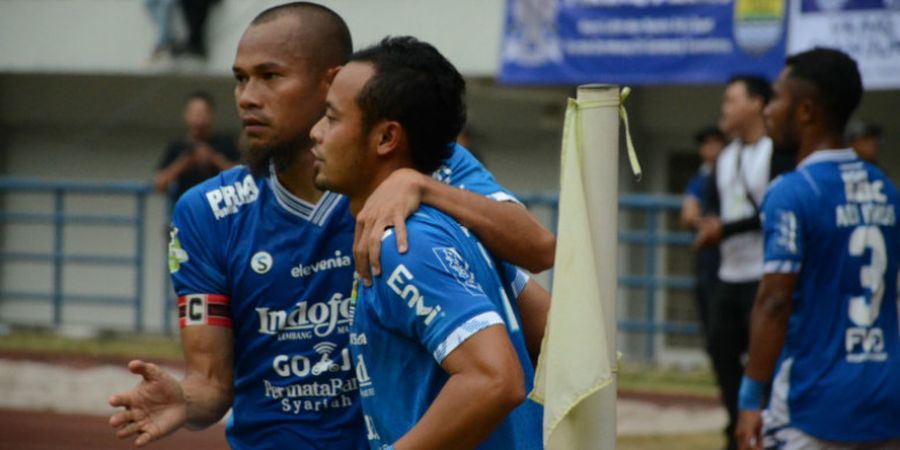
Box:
[738,375,765,410]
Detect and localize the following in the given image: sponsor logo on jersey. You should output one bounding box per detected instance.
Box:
[206,174,259,220]
[433,247,485,296]
[251,251,273,274]
[256,292,352,338]
[168,226,189,273]
[291,250,352,278]
[386,264,443,326]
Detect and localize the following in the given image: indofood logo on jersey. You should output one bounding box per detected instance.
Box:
[256,292,353,339]
[291,251,352,278]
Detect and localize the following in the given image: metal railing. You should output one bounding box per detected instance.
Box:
[0,178,698,360]
[0,177,152,331]
[520,193,698,360]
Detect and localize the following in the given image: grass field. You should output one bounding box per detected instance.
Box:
[0,329,719,396]
[0,329,725,449]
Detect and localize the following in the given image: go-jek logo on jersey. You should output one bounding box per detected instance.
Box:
[387,264,443,326]
[433,247,485,296]
[206,174,259,220]
[256,292,352,339]
[291,250,352,278]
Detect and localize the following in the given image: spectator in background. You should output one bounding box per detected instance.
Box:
[680,126,726,337]
[144,0,178,61]
[846,120,882,164]
[695,75,793,450]
[179,0,221,59]
[154,91,238,206]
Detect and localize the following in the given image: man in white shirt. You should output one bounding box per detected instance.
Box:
[695,75,793,450]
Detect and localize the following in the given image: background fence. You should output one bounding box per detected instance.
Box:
[0,177,700,361]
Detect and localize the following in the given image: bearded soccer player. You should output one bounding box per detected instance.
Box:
[108,3,552,449]
[735,48,900,450]
[311,36,542,450]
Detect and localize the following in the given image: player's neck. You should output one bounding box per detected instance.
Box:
[276,149,324,204]
[738,120,766,145]
[348,161,410,218]
[797,130,845,164]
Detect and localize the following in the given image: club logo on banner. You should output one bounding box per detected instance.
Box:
[500,0,787,85]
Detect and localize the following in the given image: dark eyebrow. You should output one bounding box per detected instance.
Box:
[232,62,286,74]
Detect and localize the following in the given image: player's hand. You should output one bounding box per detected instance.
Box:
[353,168,424,286]
[108,360,187,447]
[693,216,722,248]
[735,409,763,450]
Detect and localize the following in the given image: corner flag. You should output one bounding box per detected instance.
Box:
[531,85,639,449]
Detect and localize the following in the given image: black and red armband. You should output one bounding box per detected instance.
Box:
[178,294,232,328]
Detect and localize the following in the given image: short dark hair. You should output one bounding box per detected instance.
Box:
[694,126,725,145]
[727,74,773,105]
[349,36,465,174]
[785,47,863,133]
[251,2,352,69]
[186,90,215,110]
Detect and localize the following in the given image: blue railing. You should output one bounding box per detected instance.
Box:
[0,178,697,360]
[520,193,698,360]
[0,177,152,331]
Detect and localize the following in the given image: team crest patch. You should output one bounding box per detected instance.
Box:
[432,247,485,296]
[168,226,189,273]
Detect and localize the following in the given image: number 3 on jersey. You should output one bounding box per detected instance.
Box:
[848,226,886,327]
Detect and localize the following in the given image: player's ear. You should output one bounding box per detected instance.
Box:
[795,96,816,126]
[374,121,404,158]
[323,65,342,88]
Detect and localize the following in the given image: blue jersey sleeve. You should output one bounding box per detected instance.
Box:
[685,174,707,201]
[435,144,521,205]
[761,177,805,274]
[168,188,229,296]
[373,223,505,364]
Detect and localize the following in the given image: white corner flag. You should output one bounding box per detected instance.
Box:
[530,84,639,450]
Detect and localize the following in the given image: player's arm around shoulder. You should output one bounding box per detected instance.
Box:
[375,222,526,450]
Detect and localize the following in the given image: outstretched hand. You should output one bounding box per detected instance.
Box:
[354,168,425,286]
[108,360,187,447]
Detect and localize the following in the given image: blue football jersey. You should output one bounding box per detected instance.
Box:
[170,165,364,450]
[760,149,900,442]
[168,144,530,449]
[349,205,542,450]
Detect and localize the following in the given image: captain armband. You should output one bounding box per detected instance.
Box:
[178,294,232,328]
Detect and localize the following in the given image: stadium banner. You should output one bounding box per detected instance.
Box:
[787,0,900,90]
[499,0,788,85]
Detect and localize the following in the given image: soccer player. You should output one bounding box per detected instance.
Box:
[735,48,900,450]
[108,3,552,449]
[311,36,542,450]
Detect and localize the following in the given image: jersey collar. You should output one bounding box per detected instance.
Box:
[267,164,342,226]
[798,148,857,169]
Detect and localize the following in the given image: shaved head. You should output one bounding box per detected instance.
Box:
[251,2,352,71]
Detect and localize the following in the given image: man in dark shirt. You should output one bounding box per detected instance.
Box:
[155,91,239,206]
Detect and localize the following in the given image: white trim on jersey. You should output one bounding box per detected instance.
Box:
[797,148,857,169]
[488,191,524,206]
[763,260,802,274]
[762,357,793,447]
[432,311,504,364]
[268,165,343,225]
[511,269,529,298]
